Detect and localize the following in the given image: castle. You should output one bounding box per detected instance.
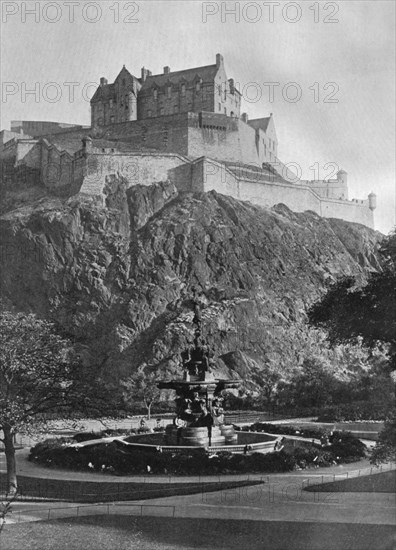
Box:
[0,54,376,228]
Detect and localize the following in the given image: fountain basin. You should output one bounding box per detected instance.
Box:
[118,429,282,455]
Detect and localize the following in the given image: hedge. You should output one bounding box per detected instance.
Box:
[29,431,366,476]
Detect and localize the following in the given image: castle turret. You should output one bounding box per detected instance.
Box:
[368,192,377,211]
[337,169,348,185]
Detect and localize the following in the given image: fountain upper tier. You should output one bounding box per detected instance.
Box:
[157,292,241,446]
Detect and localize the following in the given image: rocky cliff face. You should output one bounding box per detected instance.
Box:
[0,177,382,387]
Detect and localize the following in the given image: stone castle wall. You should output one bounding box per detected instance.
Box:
[79,149,192,196]
[195,158,374,228]
[1,115,375,229]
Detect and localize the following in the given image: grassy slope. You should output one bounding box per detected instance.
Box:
[3,516,395,550]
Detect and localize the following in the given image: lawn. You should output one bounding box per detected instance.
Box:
[0,473,260,502]
[2,516,395,550]
[305,470,396,493]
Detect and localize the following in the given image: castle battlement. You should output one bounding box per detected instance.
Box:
[0,55,376,229]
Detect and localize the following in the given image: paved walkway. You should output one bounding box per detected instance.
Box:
[6,464,395,527]
[0,448,387,485]
[2,448,395,528]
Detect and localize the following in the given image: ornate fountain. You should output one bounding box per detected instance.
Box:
[158,294,241,447]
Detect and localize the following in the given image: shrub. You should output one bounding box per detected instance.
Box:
[317,402,392,422]
[29,430,365,476]
[328,431,367,461]
[248,422,325,439]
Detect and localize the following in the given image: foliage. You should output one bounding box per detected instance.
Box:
[308,230,396,372]
[328,431,367,462]
[317,402,393,422]
[0,307,117,494]
[370,412,396,465]
[29,429,366,476]
[241,422,326,440]
[121,367,161,419]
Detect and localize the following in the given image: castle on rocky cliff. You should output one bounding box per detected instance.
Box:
[0,54,376,228]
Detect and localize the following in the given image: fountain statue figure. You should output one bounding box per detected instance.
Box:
[158,292,240,447]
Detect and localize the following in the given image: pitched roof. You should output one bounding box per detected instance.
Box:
[91,67,140,103]
[248,117,272,133]
[91,83,116,103]
[140,64,218,91]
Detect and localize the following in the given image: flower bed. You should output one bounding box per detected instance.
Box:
[29,429,366,476]
[236,422,326,439]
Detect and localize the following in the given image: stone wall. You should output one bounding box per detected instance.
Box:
[79,150,191,197]
[196,158,374,228]
[320,198,374,227]
[303,179,348,200]
[40,140,75,190]
[138,77,215,119]
[94,114,190,156]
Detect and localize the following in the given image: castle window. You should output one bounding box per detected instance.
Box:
[160,107,164,115]
[230,111,234,117]
[196,81,201,92]
[224,107,227,115]
[147,109,152,117]
[218,102,221,111]
[167,86,172,98]
[181,83,186,97]
[153,89,158,100]
[218,84,221,97]
[110,115,115,124]
[224,89,227,101]
[122,79,126,86]
[109,99,113,108]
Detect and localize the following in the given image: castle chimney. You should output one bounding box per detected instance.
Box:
[241,112,249,123]
[216,53,224,68]
[141,67,151,82]
[100,77,108,87]
[163,66,170,74]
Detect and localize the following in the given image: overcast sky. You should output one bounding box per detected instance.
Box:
[1,0,395,233]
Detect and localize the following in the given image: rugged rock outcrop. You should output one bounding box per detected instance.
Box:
[0,178,383,386]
